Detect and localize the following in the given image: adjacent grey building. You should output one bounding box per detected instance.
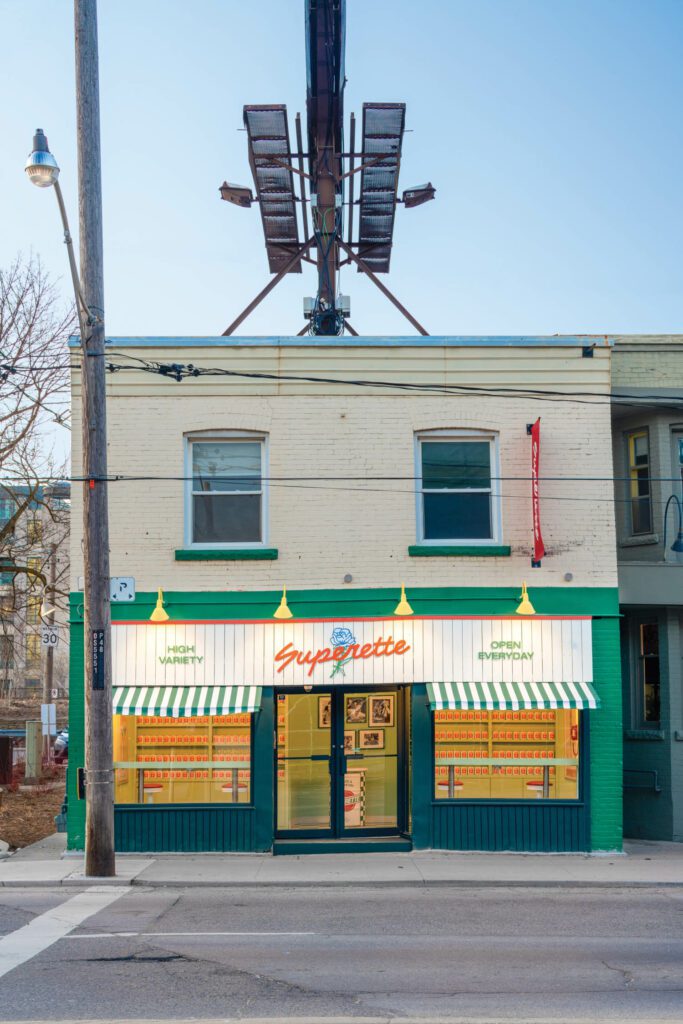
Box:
[612,336,683,841]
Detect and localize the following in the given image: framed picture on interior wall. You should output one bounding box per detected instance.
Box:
[343,731,355,754]
[359,729,384,750]
[345,696,367,725]
[318,695,332,728]
[369,695,394,727]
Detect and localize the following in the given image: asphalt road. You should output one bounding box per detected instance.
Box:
[0,885,681,1021]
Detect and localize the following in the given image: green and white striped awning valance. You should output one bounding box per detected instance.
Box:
[427,680,600,711]
[113,685,262,717]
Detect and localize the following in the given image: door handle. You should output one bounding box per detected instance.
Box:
[309,754,330,761]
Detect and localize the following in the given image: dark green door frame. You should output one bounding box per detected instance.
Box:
[274,686,407,840]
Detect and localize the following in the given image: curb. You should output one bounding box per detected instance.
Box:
[1,876,682,889]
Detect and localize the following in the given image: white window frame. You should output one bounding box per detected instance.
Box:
[184,430,269,549]
[414,429,502,546]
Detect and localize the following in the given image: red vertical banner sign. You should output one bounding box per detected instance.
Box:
[531,417,545,565]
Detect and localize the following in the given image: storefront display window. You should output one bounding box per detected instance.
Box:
[114,713,252,805]
[433,709,580,801]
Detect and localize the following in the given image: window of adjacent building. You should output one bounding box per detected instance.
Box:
[0,498,14,522]
[627,430,652,535]
[26,517,42,545]
[26,557,42,583]
[25,634,40,665]
[674,432,683,494]
[433,709,580,801]
[186,436,265,546]
[638,622,661,724]
[113,713,253,806]
[0,636,14,670]
[416,432,499,543]
[26,596,41,625]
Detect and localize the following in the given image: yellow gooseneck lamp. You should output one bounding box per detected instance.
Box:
[150,587,170,623]
[393,583,414,616]
[515,581,536,616]
[273,586,293,620]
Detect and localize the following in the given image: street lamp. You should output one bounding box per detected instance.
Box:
[25,129,60,187]
[26,115,115,877]
[25,130,91,329]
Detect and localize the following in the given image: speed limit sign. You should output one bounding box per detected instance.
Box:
[40,625,59,648]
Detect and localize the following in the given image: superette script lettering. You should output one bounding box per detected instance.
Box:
[478,641,534,661]
[275,636,411,677]
[158,644,204,665]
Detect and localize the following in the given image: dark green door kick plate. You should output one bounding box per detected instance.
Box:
[273,836,413,856]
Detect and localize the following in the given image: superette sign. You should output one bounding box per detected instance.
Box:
[111,617,593,688]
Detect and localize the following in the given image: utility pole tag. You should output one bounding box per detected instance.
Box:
[92,629,105,690]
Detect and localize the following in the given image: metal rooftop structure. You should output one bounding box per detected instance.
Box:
[220,0,435,337]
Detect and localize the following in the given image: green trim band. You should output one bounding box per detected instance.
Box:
[175,548,278,561]
[409,545,511,557]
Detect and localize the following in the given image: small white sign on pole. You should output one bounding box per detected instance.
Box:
[40,624,59,648]
[41,703,57,737]
[111,577,136,602]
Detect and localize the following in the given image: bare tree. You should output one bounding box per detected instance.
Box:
[0,256,75,698]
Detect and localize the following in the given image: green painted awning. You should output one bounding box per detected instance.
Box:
[427,680,600,711]
[113,685,262,717]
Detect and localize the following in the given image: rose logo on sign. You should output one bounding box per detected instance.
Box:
[329,627,356,679]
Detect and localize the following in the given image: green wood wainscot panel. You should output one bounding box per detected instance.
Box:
[408,545,511,557]
[175,549,278,561]
[114,805,257,853]
[431,802,589,852]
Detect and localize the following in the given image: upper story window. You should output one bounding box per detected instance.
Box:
[416,431,500,543]
[26,516,42,545]
[185,434,266,547]
[627,430,652,535]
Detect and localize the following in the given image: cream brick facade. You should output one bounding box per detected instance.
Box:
[70,338,618,593]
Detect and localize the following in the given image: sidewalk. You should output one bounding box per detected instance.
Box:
[0,834,682,887]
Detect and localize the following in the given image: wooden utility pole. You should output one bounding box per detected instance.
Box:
[75,0,115,876]
[41,542,57,766]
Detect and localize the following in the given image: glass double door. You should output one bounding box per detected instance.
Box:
[276,689,402,837]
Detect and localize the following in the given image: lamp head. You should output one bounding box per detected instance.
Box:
[219,181,254,207]
[393,583,414,616]
[273,586,293,620]
[150,587,170,623]
[25,130,60,188]
[671,530,683,554]
[401,183,436,208]
[515,581,536,616]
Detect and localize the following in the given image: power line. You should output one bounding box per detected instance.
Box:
[4,354,683,407]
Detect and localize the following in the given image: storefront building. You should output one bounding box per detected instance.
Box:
[611,336,683,842]
[68,336,622,853]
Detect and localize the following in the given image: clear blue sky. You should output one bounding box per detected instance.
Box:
[2,0,682,337]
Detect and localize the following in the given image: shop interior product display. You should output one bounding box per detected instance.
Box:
[113,713,252,805]
[433,708,580,800]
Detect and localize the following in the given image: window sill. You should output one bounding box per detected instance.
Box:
[624,729,664,741]
[409,544,511,557]
[175,548,278,561]
[620,534,659,548]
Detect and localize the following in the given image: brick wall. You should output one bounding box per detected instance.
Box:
[70,341,618,594]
